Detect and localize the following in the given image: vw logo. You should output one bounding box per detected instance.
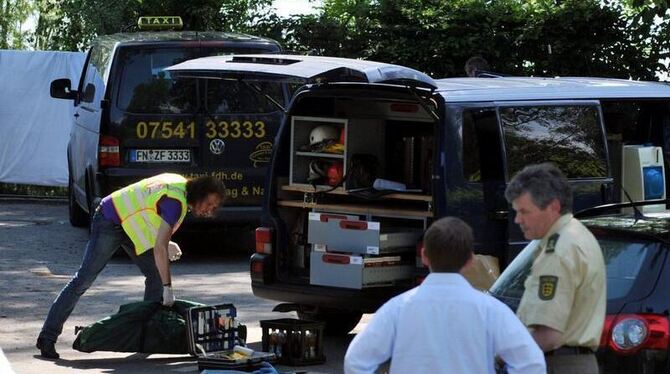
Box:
[209,139,225,155]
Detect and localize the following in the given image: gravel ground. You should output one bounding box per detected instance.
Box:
[0,200,364,374]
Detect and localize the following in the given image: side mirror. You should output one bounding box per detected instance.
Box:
[50,79,77,100]
[82,83,95,102]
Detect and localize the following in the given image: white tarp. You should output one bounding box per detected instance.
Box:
[0,50,85,186]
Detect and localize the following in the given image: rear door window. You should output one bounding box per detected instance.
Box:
[116,47,273,114]
[205,80,283,114]
[500,105,608,179]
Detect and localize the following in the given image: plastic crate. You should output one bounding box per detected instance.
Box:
[260,318,326,366]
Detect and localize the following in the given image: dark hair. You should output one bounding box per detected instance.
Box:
[185,176,226,205]
[464,56,490,77]
[504,163,572,214]
[423,217,474,273]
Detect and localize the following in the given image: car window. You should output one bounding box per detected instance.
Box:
[116,48,200,114]
[462,108,504,182]
[488,241,537,299]
[601,239,651,299]
[205,80,283,114]
[116,47,274,114]
[500,105,608,179]
[490,238,654,300]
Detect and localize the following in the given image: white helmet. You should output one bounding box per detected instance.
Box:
[309,125,339,145]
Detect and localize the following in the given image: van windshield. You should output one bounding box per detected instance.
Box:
[116,46,276,114]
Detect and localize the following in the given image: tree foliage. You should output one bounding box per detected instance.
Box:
[0,0,33,49]
[23,0,670,80]
[34,0,273,51]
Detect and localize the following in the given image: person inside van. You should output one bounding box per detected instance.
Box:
[36,174,226,359]
[343,217,545,374]
[464,56,490,77]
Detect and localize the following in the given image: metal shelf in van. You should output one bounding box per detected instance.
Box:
[294,151,344,159]
[277,199,433,219]
[281,184,432,202]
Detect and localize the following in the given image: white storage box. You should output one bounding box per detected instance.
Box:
[309,251,414,289]
[307,212,420,255]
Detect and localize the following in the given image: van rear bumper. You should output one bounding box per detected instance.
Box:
[96,169,262,225]
[251,280,412,313]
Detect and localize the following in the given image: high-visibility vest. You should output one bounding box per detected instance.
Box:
[110,173,188,255]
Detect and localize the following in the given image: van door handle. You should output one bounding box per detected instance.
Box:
[74,113,80,118]
[489,210,509,220]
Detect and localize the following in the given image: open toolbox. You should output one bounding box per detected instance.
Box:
[187,303,276,371]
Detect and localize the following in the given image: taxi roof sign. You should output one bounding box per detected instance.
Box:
[137,16,183,30]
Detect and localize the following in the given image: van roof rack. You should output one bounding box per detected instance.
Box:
[474,70,508,78]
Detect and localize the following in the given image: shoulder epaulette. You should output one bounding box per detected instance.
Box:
[545,233,559,253]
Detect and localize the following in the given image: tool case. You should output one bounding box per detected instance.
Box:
[186,303,276,371]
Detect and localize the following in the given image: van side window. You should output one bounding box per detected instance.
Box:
[462,108,504,182]
[500,105,607,178]
[80,46,107,104]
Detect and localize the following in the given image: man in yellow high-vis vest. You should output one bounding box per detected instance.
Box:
[36,173,226,359]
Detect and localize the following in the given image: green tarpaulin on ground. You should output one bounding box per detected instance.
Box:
[73,299,203,354]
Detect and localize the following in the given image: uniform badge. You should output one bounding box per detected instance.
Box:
[545,233,559,253]
[539,275,558,300]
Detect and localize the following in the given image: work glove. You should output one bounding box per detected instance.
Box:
[168,241,182,262]
[162,285,175,307]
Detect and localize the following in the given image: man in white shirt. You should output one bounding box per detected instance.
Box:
[344,217,546,374]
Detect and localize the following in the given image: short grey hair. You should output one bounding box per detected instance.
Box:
[504,163,573,214]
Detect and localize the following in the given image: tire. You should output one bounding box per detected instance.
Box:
[68,174,90,227]
[298,308,362,336]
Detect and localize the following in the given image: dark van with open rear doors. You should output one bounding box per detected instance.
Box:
[50,17,283,229]
[168,55,670,334]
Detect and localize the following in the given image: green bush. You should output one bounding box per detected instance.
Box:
[0,183,66,197]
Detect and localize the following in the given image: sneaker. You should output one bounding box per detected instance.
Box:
[36,338,59,359]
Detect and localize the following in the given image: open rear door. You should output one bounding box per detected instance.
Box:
[166,54,437,89]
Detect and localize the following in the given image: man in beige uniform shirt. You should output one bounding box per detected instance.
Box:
[505,163,606,374]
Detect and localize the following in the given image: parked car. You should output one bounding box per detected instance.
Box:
[490,200,670,374]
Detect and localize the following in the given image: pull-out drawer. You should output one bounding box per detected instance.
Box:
[309,251,414,289]
[307,212,420,255]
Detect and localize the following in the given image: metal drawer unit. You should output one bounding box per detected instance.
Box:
[307,212,421,255]
[309,251,414,289]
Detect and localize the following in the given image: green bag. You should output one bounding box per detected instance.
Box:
[73,299,203,354]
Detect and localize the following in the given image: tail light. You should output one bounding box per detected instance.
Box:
[255,227,273,254]
[390,103,419,113]
[99,135,120,167]
[600,314,670,354]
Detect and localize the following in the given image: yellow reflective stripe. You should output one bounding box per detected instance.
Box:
[138,210,159,246]
[119,191,135,220]
[125,212,152,251]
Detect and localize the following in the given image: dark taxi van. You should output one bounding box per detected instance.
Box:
[168,55,670,333]
[50,17,283,227]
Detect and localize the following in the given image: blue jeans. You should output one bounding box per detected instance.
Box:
[39,209,163,343]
